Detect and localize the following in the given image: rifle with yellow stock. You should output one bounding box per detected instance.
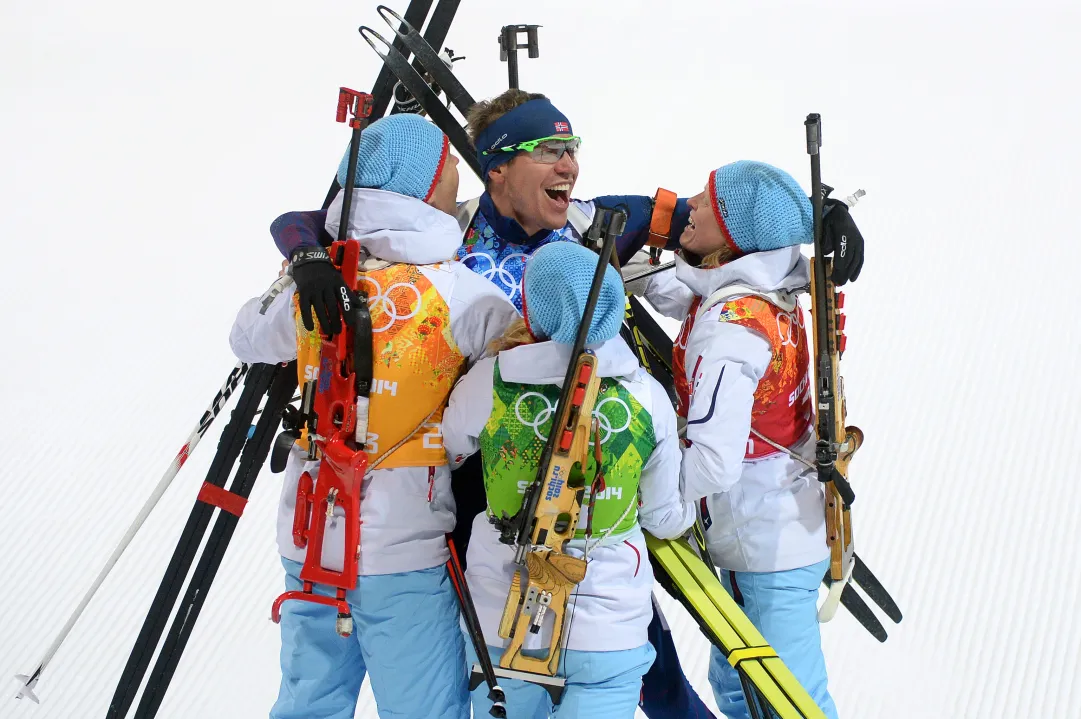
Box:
[485,207,626,704]
[805,114,902,633]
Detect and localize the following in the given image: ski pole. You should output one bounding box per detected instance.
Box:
[447,537,506,718]
[498,24,540,90]
[13,362,249,703]
[106,363,275,719]
[624,260,675,285]
[132,365,297,718]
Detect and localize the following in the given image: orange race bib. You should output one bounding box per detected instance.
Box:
[358,263,464,467]
[294,262,465,468]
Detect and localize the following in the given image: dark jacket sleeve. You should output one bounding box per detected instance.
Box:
[270,209,331,259]
[591,194,692,263]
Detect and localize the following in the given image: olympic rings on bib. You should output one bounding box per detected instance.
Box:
[776,308,804,348]
[460,251,528,301]
[357,276,423,333]
[513,391,632,445]
[593,396,632,444]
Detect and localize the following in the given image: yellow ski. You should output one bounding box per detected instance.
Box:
[645,534,830,719]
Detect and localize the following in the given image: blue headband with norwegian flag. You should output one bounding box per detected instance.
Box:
[475,98,574,181]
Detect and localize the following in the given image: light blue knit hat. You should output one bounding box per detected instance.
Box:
[709,161,813,254]
[336,113,450,201]
[522,241,625,346]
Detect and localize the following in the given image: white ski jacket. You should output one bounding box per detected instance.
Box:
[229,189,518,576]
[442,338,695,651]
[638,247,829,573]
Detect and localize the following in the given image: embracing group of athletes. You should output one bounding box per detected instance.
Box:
[229,89,866,719]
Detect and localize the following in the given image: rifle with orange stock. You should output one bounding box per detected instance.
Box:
[805,113,902,634]
[482,207,626,704]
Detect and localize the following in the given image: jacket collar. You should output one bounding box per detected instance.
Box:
[497,338,639,385]
[674,246,809,299]
[478,192,558,246]
[324,188,461,264]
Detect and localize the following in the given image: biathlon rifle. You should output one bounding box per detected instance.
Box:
[487,207,626,703]
[805,115,902,630]
[270,89,376,635]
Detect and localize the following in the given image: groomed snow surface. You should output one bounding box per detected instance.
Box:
[3,1,1080,717]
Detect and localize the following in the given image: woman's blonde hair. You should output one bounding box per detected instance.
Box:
[699,243,741,269]
[487,316,536,354]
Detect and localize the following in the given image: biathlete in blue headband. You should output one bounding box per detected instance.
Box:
[266,89,868,719]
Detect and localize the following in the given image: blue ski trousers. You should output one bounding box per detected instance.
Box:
[707,558,839,719]
[466,642,656,718]
[270,557,469,719]
[641,597,717,718]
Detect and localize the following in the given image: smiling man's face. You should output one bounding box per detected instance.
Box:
[487,138,579,236]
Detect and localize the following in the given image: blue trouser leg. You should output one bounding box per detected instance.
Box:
[640,597,717,718]
[707,558,839,719]
[466,642,656,719]
[271,559,366,719]
[272,558,470,719]
[466,643,549,719]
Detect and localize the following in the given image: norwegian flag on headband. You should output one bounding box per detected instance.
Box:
[553,121,570,133]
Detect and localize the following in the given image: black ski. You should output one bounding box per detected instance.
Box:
[105,362,277,718]
[377,5,475,116]
[359,26,481,179]
[322,0,461,210]
[853,554,903,623]
[369,0,434,121]
[823,570,888,642]
[131,364,297,718]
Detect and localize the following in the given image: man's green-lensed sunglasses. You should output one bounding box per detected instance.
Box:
[481,135,582,163]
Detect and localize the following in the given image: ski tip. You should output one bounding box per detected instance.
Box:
[14,674,41,704]
[358,26,391,57]
[818,577,847,622]
[376,4,408,29]
[817,602,841,623]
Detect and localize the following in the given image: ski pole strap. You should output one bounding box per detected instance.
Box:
[196,482,248,518]
[727,646,778,668]
[647,188,677,248]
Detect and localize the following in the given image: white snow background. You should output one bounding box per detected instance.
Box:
[3,0,1080,717]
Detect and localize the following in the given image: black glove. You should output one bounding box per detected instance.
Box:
[290,247,355,335]
[820,200,865,285]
